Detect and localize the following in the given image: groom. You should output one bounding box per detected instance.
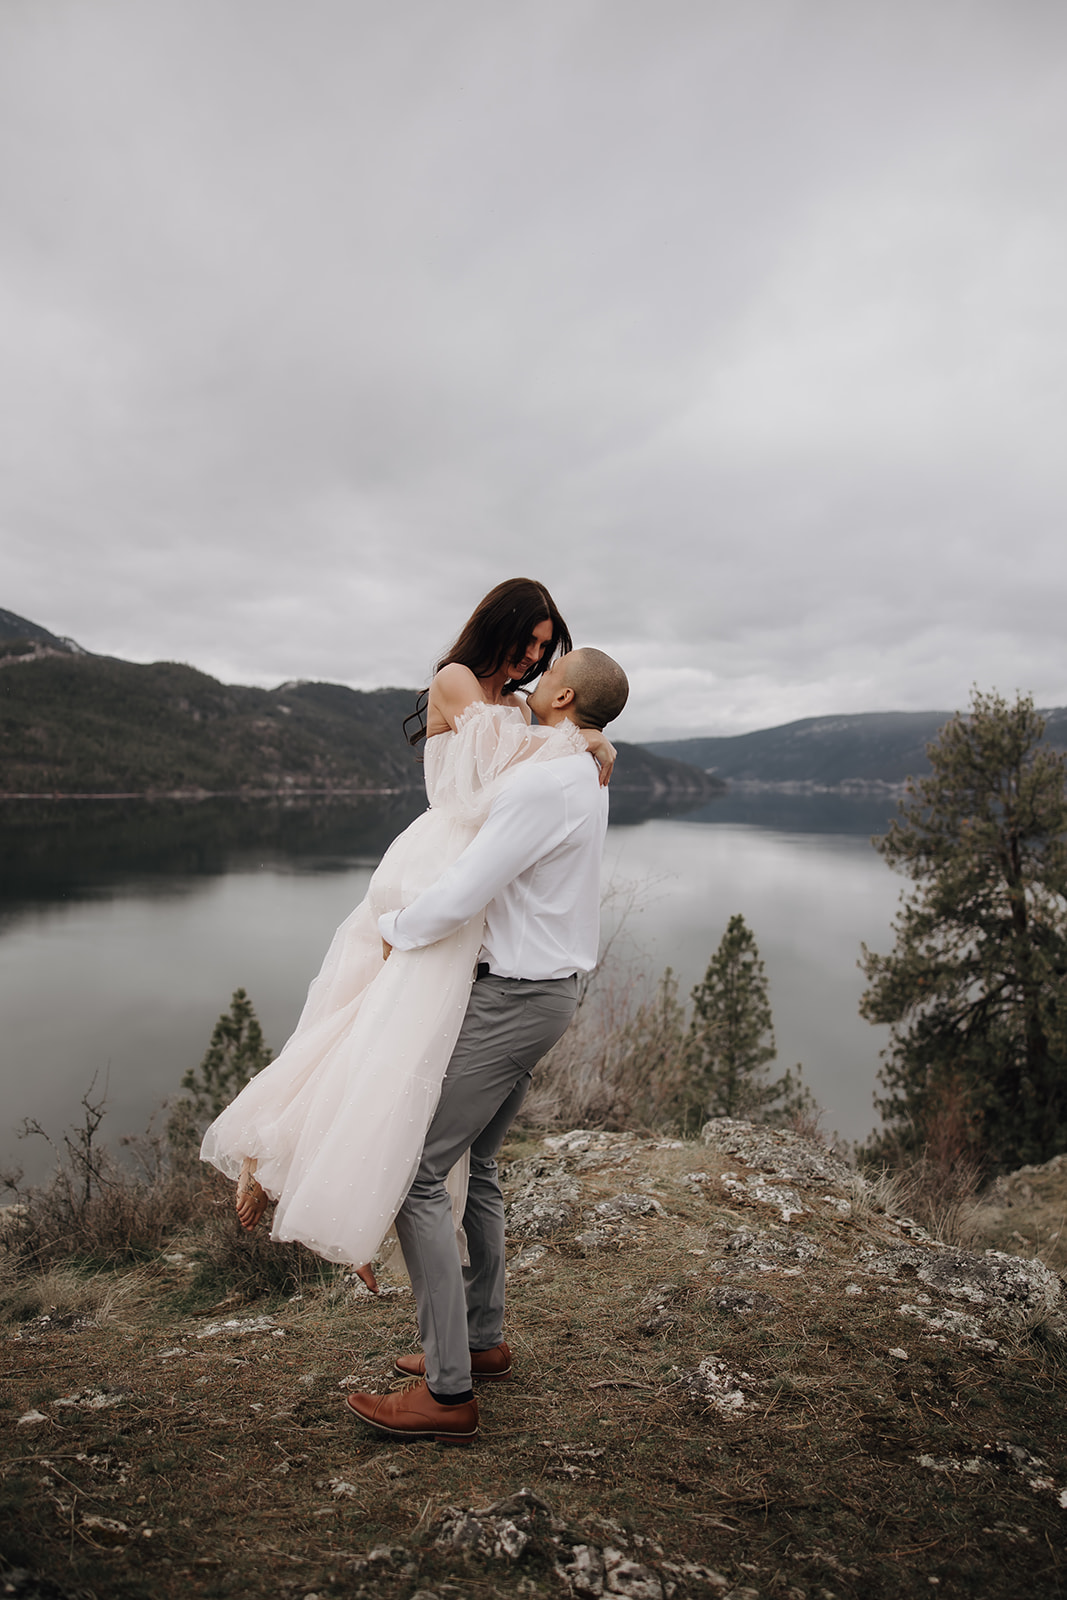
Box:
[346,646,629,1444]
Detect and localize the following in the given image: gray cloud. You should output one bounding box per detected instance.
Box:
[2,0,1065,741]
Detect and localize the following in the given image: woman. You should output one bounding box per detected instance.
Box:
[200,578,614,1279]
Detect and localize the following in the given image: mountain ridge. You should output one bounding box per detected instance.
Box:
[643,707,1067,788]
[0,613,720,801]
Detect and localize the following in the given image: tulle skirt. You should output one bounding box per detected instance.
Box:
[199,805,484,1266]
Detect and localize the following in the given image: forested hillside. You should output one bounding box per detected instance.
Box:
[0,648,722,800]
[0,653,424,793]
[645,707,1067,787]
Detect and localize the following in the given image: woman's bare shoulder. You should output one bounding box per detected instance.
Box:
[426,663,486,734]
[431,662,483,700]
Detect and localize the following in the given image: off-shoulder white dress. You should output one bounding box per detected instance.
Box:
[199,702,587,1268]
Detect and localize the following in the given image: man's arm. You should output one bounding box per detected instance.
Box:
[379,764,572,952]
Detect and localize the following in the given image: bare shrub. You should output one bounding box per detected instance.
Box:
[787,1100,828,1145]
[857,1073,986,1245]
[189,1180,338,1302]
[883,1151,984,1247]
[1,1086,210,1275]
[522,965,689,1132]
[856,1126,984,1246]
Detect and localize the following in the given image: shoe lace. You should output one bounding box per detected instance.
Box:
[392,1376,425,1395]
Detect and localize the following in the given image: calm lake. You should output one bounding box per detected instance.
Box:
[0,790,905,1183]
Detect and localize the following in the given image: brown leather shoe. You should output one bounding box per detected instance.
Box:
[393,1340,512,1382]
[345,1382,478,1445]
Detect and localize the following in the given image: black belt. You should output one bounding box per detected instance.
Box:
[475,962,576,983]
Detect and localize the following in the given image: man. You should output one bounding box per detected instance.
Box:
[345,647,629,1445]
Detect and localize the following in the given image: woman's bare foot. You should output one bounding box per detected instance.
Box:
[236,1159,269,1231]
[354,1262,379,1295]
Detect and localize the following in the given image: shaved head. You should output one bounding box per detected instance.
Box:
[561,648,629,730]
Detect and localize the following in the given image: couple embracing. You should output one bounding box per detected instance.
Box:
[200,578,629,1444]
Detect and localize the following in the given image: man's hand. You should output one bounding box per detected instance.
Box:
[381,939,392,962]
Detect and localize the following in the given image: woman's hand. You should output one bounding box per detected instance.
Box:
[582,728,618,786]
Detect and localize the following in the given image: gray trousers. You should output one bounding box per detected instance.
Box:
[393,971,579,1396]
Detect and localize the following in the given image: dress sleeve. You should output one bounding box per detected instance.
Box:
[427,702,587,824]
[382,761,574,952]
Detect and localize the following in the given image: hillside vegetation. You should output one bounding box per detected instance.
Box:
[0,649,722,800]
[0,654,419,794]
[646,709,1067,788]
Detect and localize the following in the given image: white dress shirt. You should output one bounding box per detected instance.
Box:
[378,749,608,979]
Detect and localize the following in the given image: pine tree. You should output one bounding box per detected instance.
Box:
[860,689,1067,1170]
[679,914,810,1130]
[180,987,274,1123]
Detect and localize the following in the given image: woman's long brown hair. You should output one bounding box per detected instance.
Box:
[403,577,572,748]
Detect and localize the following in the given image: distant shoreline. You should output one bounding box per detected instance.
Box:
[0,776,716,802]
[0,786,419,801]
[723,778,908,796]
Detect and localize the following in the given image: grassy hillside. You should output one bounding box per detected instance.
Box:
[646,708,1067,787]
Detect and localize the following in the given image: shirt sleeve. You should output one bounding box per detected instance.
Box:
[378,763,573,951]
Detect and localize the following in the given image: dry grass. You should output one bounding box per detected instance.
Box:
[965,1153,1067,1273]
[0,1259,141,1329]
[521,965,701,1135]
[0,1091,343,1313]
[2,1135,1065,1600]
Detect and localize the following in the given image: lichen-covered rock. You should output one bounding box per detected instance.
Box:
[433,1488,554,1562]
[53,1387,128,1410]
[575,1226,637,1254]
[720,1172,805,1221]
[660,1559,729,1591]
[544,1130,639,1158]
[701,1118,852,1186]
[637,1281,689,1335]
[898,1302,999,1350]
[506,1176,580,1239]
[558,1541,606,1596]
[354,1491,742,1596]
[78,1513,131,1546]
[861,1244,1064,1332]
[502,1153,572,1186]
[673,1357,753,1415]
[507,1243,547,1275]
[602,1546,664,1598]
[712,1226,823,1276]
[711,1287,777,1316]
[593,1193,666,1222]
[194,1313,281,1340]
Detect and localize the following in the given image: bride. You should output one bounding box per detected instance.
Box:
[198,578,614,1281]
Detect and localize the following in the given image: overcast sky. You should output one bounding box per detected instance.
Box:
[2,1,1065,741]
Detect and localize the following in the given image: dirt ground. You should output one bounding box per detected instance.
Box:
[3,1129,1065,1600]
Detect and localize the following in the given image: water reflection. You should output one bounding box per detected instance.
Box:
[0,790,901,1182]
[668,789,899,837]
[0,795,427,918]
[0,785,898,916]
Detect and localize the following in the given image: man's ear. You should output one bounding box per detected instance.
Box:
[555,684,576,708]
